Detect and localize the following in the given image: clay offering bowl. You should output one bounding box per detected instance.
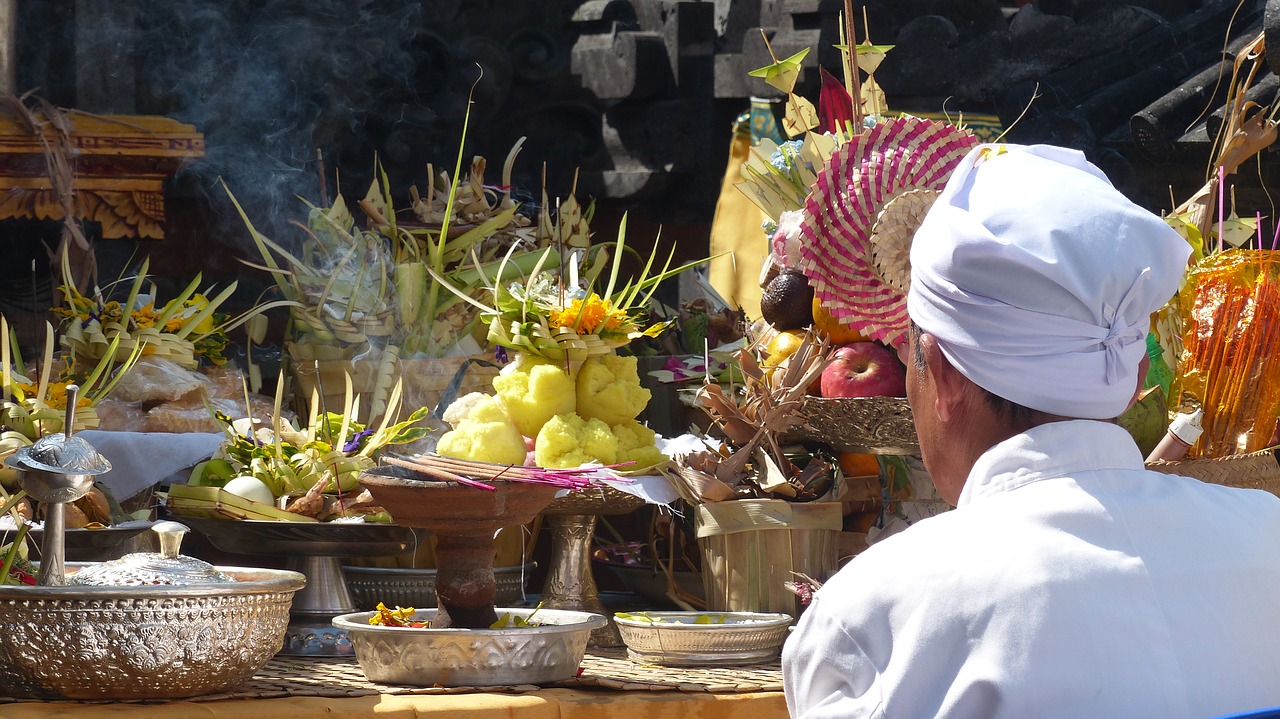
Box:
[358,465,559,628]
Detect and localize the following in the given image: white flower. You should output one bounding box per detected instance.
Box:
[771,210,806,268]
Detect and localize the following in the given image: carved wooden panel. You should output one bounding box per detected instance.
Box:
[0,113,203,239]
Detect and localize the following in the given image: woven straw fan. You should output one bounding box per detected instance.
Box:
[797,117,977,348]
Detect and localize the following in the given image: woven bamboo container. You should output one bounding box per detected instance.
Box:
[1145,449,1280,497]
[695,499,843,618]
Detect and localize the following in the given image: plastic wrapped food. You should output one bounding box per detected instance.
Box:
[1172,250,1280,457]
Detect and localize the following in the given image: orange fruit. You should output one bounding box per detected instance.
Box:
[838,451,880,478]
[762,329,806,368]
[813,299,868,345]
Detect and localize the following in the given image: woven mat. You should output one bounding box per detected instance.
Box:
[0,648,783,704]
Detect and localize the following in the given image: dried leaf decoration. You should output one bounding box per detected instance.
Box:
[748,47,811,94]
[666,328,833,503]
[783,95,820,138]
[817,67,854,135]
[1218,210,1257,249]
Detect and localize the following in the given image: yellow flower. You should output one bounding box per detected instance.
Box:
[12,382,35,401]
[132,302,162,329]
[100,301,123,325]
[602,311,629,333]
[549,296,611,334]
[161,294,214,335]
[12,381,90,410]
[189,294,216,335]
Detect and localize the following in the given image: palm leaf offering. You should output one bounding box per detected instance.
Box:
[430,207,708,365]
[227,80,568,379]
[178,372,429,522]
[747,47,810,94]
[0,316,143,488]
[53,253,265,370]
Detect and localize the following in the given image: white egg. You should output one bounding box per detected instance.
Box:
[221,476,275,506]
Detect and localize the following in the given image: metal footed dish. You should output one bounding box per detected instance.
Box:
[613,610,792,667]
[343,562,536,610]
[179,516,417,557]
[334,607,605,686]
[4,521,156,563]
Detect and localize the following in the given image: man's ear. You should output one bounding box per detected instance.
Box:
[1127,353,1151,413]
[921,333,966,422]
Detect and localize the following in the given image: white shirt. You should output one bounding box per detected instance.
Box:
[783,420,1280,718]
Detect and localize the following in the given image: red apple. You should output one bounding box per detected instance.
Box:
[820,342,907,398]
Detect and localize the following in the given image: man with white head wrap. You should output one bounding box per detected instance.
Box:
[783,144,1280,718]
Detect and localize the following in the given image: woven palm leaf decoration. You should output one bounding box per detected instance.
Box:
[797,116,977,347]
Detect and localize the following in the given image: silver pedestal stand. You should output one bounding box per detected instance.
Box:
[540,485,645,647]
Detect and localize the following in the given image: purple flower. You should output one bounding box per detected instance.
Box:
[342,428,375,453]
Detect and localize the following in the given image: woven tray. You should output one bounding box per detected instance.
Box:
[794,396,919,455]
[1145,449,1280,497]
[0,648,782,704]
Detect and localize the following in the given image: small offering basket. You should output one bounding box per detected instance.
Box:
[613,610,792,667]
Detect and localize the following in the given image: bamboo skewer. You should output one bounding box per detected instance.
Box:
[382,453,635,491]
[844,0,863,131]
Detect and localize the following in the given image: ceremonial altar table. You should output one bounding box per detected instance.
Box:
[0,649,789,719]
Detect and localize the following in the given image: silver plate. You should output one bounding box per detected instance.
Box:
[597,560,705,606]
[343,563,535,610]
[334,607,605,686]
[613,610,792,666]
[180,516,417,557]
[5,523,155,563]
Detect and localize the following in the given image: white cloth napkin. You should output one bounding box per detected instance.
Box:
[75,430,225,501]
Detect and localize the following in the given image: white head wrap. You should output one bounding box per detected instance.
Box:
[907,144,1191,419]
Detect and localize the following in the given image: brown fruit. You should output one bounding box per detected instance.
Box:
[75,487,112,525]
[760,269,815,331]
[62,503,90,529]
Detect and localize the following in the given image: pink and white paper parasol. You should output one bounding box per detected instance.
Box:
[797,117,977,348]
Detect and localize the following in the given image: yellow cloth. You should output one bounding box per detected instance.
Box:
[708,126,767,320]
[0,688,788,718]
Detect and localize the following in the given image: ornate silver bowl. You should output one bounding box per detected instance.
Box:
[0,566,305,700]
[613,610,792,666]
[334,607,605,686]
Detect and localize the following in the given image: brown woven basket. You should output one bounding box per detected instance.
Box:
[1145,449,1280,497]
[793,396,919,455]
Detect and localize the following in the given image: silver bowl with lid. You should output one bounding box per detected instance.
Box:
[0,521,305,700]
